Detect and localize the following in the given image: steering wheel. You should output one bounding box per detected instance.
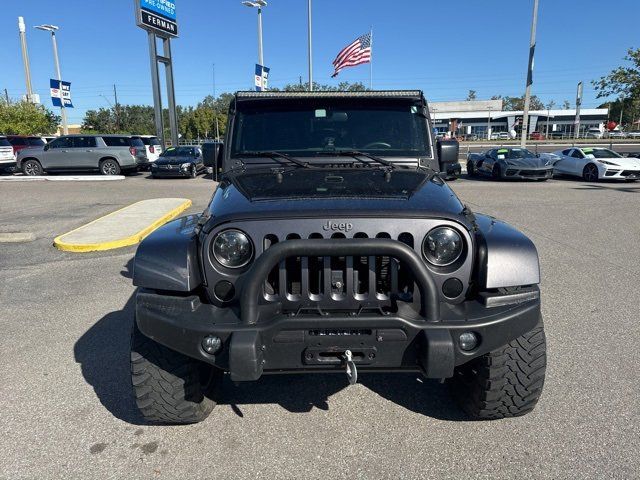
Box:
[363,142,392,149]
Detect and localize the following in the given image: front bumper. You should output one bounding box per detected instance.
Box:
[136,238,541,381]
[151,165,192,177]
[503,166,553,180]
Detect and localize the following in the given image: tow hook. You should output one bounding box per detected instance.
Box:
[344,350,358,385]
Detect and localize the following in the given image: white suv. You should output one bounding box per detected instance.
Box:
[0,136,16,172]
[139,136,163,165]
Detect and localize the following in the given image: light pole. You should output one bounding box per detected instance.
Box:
[520,0,539,147]
[18,17,35,103]
[35,24,68,135]
[242,1,267,66]
[308,0,313,91]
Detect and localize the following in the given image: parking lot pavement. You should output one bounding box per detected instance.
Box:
[1,174,638,479]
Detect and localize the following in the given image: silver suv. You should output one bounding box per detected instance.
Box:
[17,134,148,176]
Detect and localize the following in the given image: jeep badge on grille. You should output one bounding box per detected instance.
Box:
[322,221,353,232]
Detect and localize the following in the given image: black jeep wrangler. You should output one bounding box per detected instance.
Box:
[131,91,546,424]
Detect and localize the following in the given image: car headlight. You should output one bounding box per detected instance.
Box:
[212,229,253,268]
[422,227,463,266]
[180,162,191,169]
[597,160,619,166]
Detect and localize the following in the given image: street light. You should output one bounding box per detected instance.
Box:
[242,0,267,66]
[35,24,68,135]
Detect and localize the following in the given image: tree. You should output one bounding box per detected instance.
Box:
[545,100,556,110]
[466,90,477,101]
[598,97,638,126]
[592,47,640,100]
[562,100,571,110]
[502,95,544,111]
[0,100,59,135]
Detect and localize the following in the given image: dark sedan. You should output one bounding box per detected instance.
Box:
[150,146,205,178]
[467,147,554,180]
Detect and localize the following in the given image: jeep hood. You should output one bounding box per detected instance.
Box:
[204,168,467,229]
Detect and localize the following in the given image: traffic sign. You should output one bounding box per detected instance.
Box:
[255,64,270,91]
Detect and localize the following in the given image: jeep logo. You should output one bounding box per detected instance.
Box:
[323,221,353,232]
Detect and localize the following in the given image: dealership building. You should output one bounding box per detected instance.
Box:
[429,99,609,137]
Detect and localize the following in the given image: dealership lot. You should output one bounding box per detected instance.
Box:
[0,174,638,479]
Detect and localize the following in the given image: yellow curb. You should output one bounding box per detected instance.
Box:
[53,199,192,252]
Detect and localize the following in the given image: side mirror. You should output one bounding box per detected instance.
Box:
[436,139,459,174]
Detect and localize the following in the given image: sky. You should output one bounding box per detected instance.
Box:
[1,0,638,125]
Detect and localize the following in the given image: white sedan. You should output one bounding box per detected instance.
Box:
[551,147,640,181]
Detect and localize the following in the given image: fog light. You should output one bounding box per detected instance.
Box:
[202,335,222,355]
[459,332,478,351]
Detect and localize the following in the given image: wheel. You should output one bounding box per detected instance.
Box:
[22,159,43,176]
[100,159,121,176]
[448,317,546,420]
[466,161,476,177]
[190,165,197,178]
[492,164,503,180]
[130,320,222,424]
[582,163,599,181]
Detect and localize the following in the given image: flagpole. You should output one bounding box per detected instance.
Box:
[369,27,373,90]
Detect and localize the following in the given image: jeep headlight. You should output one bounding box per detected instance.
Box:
[422,227,463,266]
[212,229,253,268]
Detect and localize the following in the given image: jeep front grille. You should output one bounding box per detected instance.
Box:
[261,232,416,312]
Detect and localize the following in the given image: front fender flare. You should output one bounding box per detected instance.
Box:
[133,215,203,292]
[474,213,540,289]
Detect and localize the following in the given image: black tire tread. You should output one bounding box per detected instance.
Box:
[130,322,220,424]
[449,319,546,420]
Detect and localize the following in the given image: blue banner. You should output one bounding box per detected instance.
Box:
[254,64,270,92]
[50,79,73,108]
[140,0,176,21]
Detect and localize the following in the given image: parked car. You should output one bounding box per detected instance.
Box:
[0,136,16,172]
[584,128,603,139]
[138,135,163,165]
[6,135,46,155]
[605,130,627,139]
[130,90,547,424]
[626,131,640,139]
[551,147,640,181]
[529,131,545,140]
[549,131,566,139]
[17,134,147,176]
[150,146,205,178]
[467,147,554,180]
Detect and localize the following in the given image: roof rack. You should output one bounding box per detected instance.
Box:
[235,90,423,99]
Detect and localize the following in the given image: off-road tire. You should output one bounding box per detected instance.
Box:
[100,159,121,176]
[448,318,546,420]
[130,320,222,424]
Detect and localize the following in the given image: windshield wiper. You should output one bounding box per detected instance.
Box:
[237,151,313,169]
[318,150,396,169]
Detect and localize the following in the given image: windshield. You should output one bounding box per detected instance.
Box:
[583,148,621,159]
[141,137,161,146]
[162,147,197,157]
[498,148,535,159]
[231,101,430,158]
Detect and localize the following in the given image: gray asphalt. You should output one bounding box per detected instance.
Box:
[1,172,638,479]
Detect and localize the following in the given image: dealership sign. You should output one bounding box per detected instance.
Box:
[135,0,178,37]
[50,79,73,108]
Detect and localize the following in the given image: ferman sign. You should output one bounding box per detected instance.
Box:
[135,0,178,37]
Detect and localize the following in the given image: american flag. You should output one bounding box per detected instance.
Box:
[331,32,372,78]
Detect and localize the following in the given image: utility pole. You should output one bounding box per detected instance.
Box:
[574,81,582,139]
[307,0,313,91]
[18,17,35,103]
[4,89,9,103]
[113,84,120,131]
[619,97,624,126]
[520,0,539,148]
